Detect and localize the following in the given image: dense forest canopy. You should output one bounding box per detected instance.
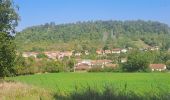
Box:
[15,20,170,52]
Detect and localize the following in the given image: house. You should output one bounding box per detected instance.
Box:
[148,46,159,51]
[44,51,60,59]
[75,52,82,56]
[85,50,89,55]
[57,53,65,59]
[104,50,112,54]
[149,64,166,71]
[112,48,121,54]
[75,63,91,71]
[91,59,112,68]
[22,52,38,58]
[96,50,103,55]
[76,59,92,66]
[121,58,127,63]
[121,49,128,53]
[44,51,73,59]
[74,59,114,71]
[61,51,73,58]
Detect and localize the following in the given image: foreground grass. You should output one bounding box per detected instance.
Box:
[7,73,170,92]
[5,73,170,100]
[0,81,54,100]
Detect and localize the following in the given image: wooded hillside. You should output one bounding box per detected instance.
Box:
[15,20,170,51]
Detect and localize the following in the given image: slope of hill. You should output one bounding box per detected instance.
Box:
[15,20,170,51]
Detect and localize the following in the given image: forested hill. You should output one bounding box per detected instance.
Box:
[15,20,170,52]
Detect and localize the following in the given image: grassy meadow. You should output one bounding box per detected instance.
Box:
[4,73,170,99]
[7,73,170,92]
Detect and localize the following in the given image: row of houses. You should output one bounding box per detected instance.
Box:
[139,46,159,51]
[74,59,117,71]
[22,48,128,59]
[96,48,128,55]
[96,46,160,55]
[22,49,92,59]
[22,51,73,59]
[74,59,167,72]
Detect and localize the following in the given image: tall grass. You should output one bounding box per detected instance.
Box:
[0,81,54,100]
[6,73,170,100]
[54,84,170,100]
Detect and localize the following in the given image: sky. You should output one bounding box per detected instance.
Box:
[14,0,170,31]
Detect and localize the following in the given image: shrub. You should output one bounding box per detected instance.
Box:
[166,60,170,70]
[88,66,103,72]
[36,53,48,59]
[122,51,152,72]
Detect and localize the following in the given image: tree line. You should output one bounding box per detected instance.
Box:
[15,20,170,51]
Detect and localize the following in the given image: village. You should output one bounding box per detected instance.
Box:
[22,46,167,72]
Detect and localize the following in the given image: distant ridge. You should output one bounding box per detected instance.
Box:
[15,20,170,51]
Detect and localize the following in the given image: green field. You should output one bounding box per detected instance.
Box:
[7,73,170,93]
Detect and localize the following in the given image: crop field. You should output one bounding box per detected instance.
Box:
[7,73,170,93]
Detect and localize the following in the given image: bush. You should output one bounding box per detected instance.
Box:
[122,51,152,72]
[88,66,121,72]
[45,60,64,73]
[14,57,65,75]
[166,60,170,70]
[88,67,103,72]
[36,53,48,58]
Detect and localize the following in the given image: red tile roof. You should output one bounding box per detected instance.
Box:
[149,64,166,69]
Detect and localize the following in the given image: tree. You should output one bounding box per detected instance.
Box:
[14,53,26,75]
[103,45,109,51]
[0,0,19,77]
[166,60,170,70]
[123,51,152,72]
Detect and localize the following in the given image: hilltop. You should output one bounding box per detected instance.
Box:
[15,20,170,52]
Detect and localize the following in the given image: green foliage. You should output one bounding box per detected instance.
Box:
[0,32,16,77]
[36,53,48,58]
[0,0,19,77]
[7,73,170,99]
[0,0,19,33]
[14,53,26,75]
[88,66,120,72]
[88,67,103,72]
[45,60,64,73]
[166,60,170,70]
[103,45,109,50]
[123,51,153,72]
[14,57,78,75]
[15,20,170,51]
[55,85,170,100]
[152,51,170,63]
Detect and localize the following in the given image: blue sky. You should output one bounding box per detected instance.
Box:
[14,0,170,31]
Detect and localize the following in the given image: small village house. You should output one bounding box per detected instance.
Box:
[121,49,128,53]
[120,58,127,63]
[74,59,92,71]
[85,50,89,55]
[112,48,121,54]
[91,59,112,68]
[22,52,38,58]
[104,50,112,54]
[44,51,60,59]
[149,64,166,71]
[75,63,90,71]
[96,50,104,55]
